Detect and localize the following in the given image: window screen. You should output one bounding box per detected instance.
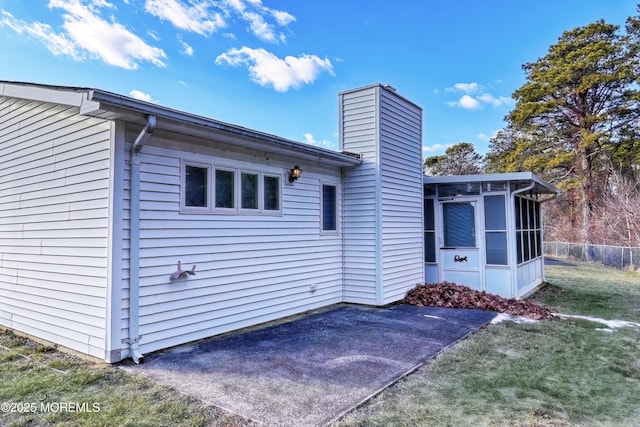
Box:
[484,195,508,265]
[515,196,542,263]
[443,202,475,247]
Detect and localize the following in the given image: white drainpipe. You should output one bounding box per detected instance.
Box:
[128,115,156,364]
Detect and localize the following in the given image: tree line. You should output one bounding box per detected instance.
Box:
[424,5,640,247]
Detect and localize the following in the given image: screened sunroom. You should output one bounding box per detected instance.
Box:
[423,172,557,298]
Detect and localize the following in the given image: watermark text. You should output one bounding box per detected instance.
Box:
[1,401,100,413]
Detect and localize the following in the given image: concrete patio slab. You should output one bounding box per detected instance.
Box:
[120,304,496,426]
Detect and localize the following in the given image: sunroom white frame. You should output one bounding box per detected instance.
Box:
[423,172,557,298]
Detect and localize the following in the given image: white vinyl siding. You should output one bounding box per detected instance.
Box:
[341,87,379,304]
[121,142,345,355]
[0,96,112,359]
[378,88,424,303]
[341,85,424,305]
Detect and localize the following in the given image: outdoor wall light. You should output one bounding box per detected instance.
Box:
[289,165,303,183]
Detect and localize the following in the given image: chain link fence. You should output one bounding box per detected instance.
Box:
[545,241,640,270]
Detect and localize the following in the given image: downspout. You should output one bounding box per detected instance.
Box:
[128,115,156,364]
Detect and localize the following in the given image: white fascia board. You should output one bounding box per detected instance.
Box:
[86,89,362,168]
[0,81,85,106]
[423,172,558,194]
[0,80,362,168]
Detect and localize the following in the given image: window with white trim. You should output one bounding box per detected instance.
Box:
[424,198,436,262]
[484,195,508,265]
[241,172,259,210]
[181,160,282,215]
[263,175,280,211]
[215,169,235,209]
[183,163,210,210]
[321,184,337,232]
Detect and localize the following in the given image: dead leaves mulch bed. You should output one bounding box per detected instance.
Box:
[404,282,553,320]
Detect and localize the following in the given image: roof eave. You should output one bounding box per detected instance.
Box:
[85,89,362,168]
[423,172,558,195]
[0,81,361,168]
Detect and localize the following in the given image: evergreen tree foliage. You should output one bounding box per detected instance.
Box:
[423,142,484,176]
[486,12,640,242]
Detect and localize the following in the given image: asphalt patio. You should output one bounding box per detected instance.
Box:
[120,304,496,426]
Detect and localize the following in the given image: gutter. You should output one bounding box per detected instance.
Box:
[127,114,156,364]
[85,89,361,168]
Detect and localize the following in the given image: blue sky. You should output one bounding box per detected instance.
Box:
[1,1,637,156]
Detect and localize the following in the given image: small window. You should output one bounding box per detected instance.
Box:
[241,172,259,210]
[185,165,208,208]
[264,175,280,211]
[322,184,337,232]
[424,198,436,263]
[215,169,235,209]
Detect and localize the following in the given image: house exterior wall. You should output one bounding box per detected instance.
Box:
[340,87,379,304]
[0,96,112,359]
[378,88,424,303]
[120,135,346,356]
[341,84,424,305]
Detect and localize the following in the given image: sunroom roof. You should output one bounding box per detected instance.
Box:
[423,172,558,195]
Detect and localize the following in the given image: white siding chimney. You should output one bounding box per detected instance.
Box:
[340,84,424,305]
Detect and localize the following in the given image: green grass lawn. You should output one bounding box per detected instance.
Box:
[338,262,640,426]
[1,261,639,426]
[0,334,247,427]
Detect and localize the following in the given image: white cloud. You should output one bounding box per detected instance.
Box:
[242,11,276,42]
[304,132,334,149]
[477,93,512,107]
[177,36,193,55]
[144,0,226,36]
[1,10,79,59]
[144,0,293,42]
[1,2,167,69]
[147,30,160,41]
[271,10,295,26]
[454,94,481,110]
[452,82,479,93]
[215,46,334,92]
[91,0,115,8]
[224,0,246,13]
[51,0,167,69]
[446,82,512,110]
[423,143,452,154]
[460,94,481,109]
[129,89,158,103]
[222,0,293,42]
